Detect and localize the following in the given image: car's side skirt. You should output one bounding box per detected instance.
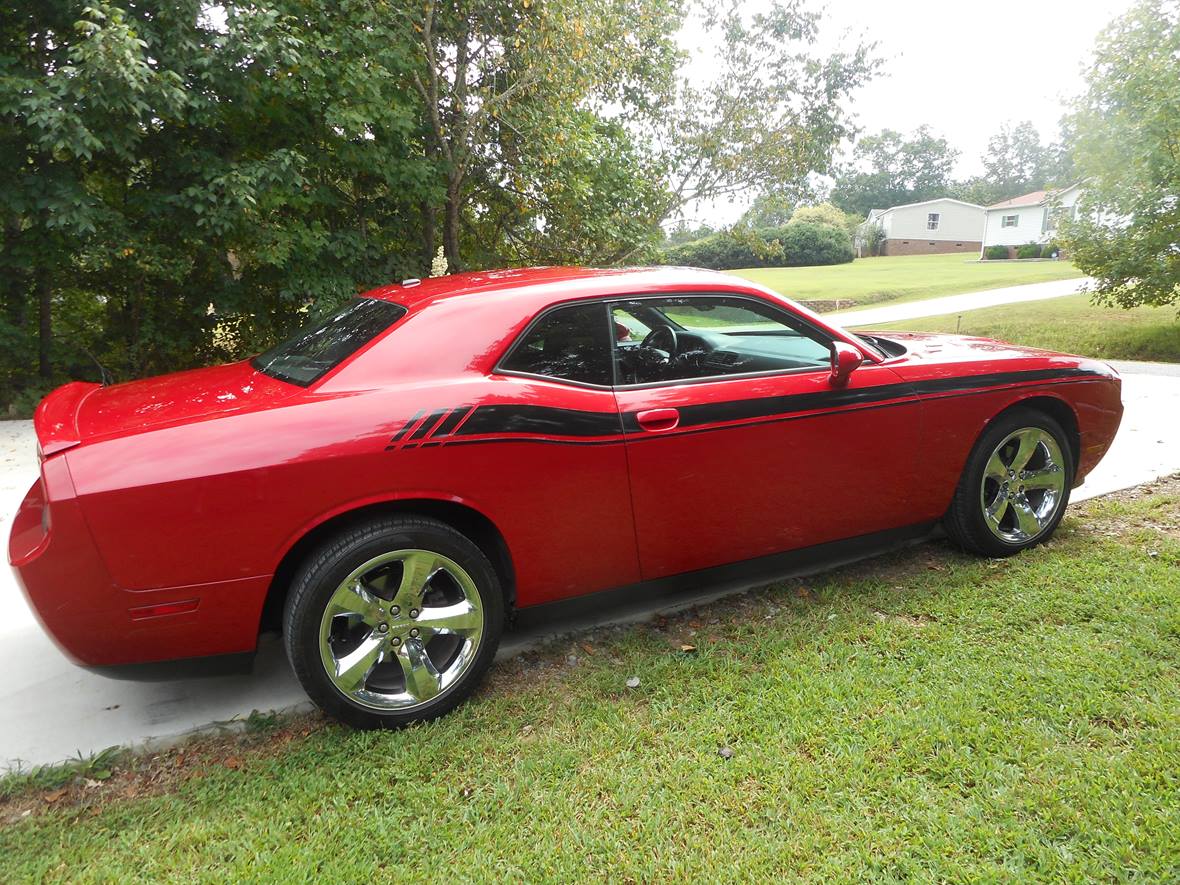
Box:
[510,520,940,634]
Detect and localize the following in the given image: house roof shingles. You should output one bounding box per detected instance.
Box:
[986,190,1049,210]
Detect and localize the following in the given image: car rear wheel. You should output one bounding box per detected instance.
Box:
[944,407,1075,557]
[283,516,503,728]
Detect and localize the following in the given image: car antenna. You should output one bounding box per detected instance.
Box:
[80,344,113,385]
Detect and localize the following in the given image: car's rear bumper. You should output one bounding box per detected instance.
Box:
[8,456,271,669]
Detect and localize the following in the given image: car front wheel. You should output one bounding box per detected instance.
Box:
[283,516,504,728]
[944,407,1075,557]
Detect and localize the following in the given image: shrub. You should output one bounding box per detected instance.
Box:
[788,202,848,229]
[769,222,854,266]
[662,230,775,270]
[1015,243,1043,259]
[1042,242,1061,258]
[661,221,852,270]
[984,245,1010,260]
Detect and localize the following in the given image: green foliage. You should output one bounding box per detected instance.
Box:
[788,202,847,229]
[830,126,958,216]
[657,2,877,218]
[859,222,886,257]
[953,121,1073,206]
[1061,0,1180,308]
[662,222,852,270]
[984,245,1011,260]
[739,191,796,228]
[0,747,123,800]
[662,228,771,270]
[1,0,880,408]
[1015,243,1043,259]
[773,222,854,267]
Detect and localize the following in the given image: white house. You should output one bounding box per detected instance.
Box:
[980,183,1083,258]
[857,197,985,257]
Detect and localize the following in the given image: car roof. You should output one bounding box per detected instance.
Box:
[359,266,747,311]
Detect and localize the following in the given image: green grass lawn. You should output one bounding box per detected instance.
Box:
[4,480,1180,881]
[867,293,1180,363]
[731,253,1084,308]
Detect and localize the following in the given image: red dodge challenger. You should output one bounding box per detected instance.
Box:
[8,267,1122,727]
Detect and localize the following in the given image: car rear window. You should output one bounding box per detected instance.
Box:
[252,298,407,386]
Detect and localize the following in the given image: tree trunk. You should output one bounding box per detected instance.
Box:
[443,178,462,273]
[37,270,51,381]
[421,200,436,270]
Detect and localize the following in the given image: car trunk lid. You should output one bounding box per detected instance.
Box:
[34,361,299,455]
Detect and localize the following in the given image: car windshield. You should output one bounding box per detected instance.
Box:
[252,298,407,386]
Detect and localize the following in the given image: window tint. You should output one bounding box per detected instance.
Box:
[612,296,831,386]
[500,302,612,386]
[252,298,406,386]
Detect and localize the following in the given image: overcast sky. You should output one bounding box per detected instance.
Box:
[677,0,1134,225]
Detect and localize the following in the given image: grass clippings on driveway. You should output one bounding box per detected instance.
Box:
[731,252,1083,308]
[869,292,1180,363]
[2,478,1179,882]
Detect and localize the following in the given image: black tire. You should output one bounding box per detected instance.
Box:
[944,407,1075,557]
[283,515,504,728]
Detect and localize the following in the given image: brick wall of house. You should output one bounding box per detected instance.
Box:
[881,238,982,256]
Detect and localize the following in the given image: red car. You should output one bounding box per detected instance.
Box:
[9,267,1122,727]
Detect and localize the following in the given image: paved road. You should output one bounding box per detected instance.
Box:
[826,276,1092,327]
[2,362,1177,769]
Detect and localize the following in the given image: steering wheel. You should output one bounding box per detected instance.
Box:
[642,324,680,358]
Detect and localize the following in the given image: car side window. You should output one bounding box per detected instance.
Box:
[500,302,612,386]
[611,296,832,386]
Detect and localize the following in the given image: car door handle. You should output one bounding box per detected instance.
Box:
[635,408,680,432]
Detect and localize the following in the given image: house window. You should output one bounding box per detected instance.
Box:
[927,213,940,230]
[1001,215,1019,228]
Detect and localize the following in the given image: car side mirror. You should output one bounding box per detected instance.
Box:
[829,342,864,388]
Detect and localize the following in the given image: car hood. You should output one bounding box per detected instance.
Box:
[862,330,1116,375]
[35,361,299,454]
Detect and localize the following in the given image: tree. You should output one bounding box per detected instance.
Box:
[977,121,1072,202]
[404,0,683,270]
[0,0,880,409]
[655,2,877,224]
[829,126,958,216]
[0,2,187,382]
[739,191,796,229]
[1061,0,1180,308]
[1,1,435,394]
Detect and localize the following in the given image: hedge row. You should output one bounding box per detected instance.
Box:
[984,243,1062,260]
[661,222,854,270]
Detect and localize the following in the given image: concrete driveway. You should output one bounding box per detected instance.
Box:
[3,364,1178,770]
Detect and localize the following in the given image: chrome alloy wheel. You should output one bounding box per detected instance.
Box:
[979,427,1068,544]
[318,550,485,711]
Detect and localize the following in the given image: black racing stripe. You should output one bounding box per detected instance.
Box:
[389,410,424,443]
[411,367,1107,448]
[664,383,915,431]
[432,405,473,438]
[620,367,1103,433]
[911,367,1100,395]
[407,409,449,442]
[456,404,622,438]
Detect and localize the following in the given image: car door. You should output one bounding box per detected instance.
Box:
[610,293,925,580]
[491,299,641,603]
